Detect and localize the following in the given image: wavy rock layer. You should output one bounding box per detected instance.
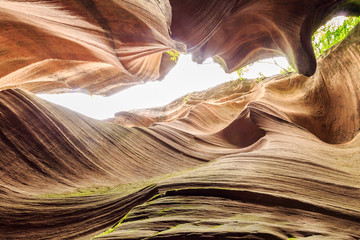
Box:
[113,23,360,145]
[1,23,360,240]
[0,0,183,95]
[170,0,360,76]
[0,0,359,96]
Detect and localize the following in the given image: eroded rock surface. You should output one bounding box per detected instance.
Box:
[170,0,360,75]
[1,21,360,240]
[0,1,360,240]
[0,0,359,95]
[0,0,183,95]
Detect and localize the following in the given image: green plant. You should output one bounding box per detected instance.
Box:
[233,16,359,79]
[236,64,252,80]
[280,65,295,74]
[312,16,360,58]
[182,94,190,103]
[257,72,265,82]
[166,50,180,63]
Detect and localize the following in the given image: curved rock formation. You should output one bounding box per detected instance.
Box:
[0,0,184,95]
[113,21,360,145]
[0,0,359,95]
[1,0,360,239]
[170,0,360,76]
[1,20,360,240]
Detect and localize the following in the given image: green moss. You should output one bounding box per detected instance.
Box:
[39,181,150,199]
[210,224,223,229]
[148,223,184,238]
[39,165,198,199]
[157,207,173,215]
[182,94,190,103]
[91,207,135,239]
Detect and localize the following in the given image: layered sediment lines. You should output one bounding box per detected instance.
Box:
[170,0,360,76]
[0,0,183,95]
[0,0,359,96]
[1,0,360,239]
[1,23,360,240]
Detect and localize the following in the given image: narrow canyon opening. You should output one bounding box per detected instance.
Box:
[0,1,359,240]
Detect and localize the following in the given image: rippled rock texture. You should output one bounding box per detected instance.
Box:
[170,0,360,76]
[0,0,359,95]
[0,0,183,95]
[1,0,360,240]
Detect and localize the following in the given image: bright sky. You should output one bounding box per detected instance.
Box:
[38,16,349,120]
[38,55,289,120]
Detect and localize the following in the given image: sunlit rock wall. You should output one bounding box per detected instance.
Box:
[0,0,359,95]
[0,0,184,95]
[0,0,360,239]
[0,22,359,240]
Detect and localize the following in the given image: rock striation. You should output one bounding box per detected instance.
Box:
[170,0,360,76]
[0,0,359,95]
[0,1,360,240]
[0,0,184,95]
[0,20,360,240]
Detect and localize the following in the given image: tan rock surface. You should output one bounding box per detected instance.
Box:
[0,22,359,240]
[0,1,360,239]
[170,0,360,76]
[0,0,183,95]
[0,0,359,95]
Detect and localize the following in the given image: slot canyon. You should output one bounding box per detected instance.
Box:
[0,0,359,239]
